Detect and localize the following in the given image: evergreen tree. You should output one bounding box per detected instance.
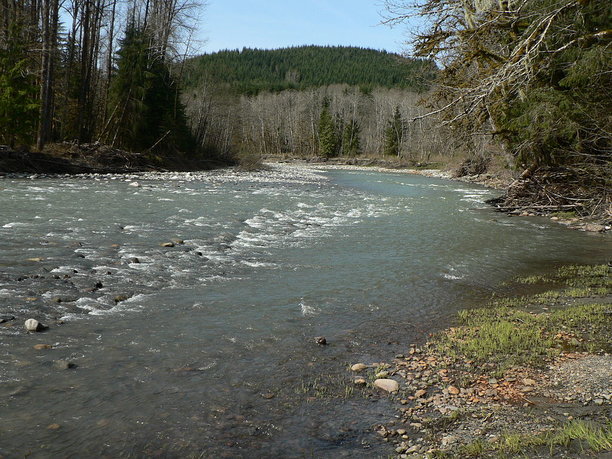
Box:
[0,23,39,148]
[318,97,338,157]
[384,106,404,156]
[108,24,194,155]
[342,119,361,156]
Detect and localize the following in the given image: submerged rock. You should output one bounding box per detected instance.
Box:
[315,336,327,345]
[161,242,175,248]
[54,360,77,370]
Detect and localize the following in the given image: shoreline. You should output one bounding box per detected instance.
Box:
[348,264,611,458]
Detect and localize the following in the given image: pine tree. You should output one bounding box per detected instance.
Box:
[318,97,338,157]
[108,24,194,155]
[384,106,404,156]
[0,23,39,148]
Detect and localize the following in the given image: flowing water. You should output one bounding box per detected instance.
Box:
[0,165,608,458]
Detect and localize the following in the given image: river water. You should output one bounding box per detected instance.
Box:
[0,165,607,457]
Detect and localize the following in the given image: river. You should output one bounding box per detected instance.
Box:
[0,164,607,457]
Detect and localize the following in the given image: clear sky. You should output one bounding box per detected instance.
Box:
[195,0,412,55]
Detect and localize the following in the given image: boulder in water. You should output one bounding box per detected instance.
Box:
[24,319,45,332]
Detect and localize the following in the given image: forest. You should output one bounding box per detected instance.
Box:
[182,46,437,94]
[0,0,201,161]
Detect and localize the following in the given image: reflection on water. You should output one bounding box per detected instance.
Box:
[0,165,608,457]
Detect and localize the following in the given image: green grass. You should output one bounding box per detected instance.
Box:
[549,211,577,219]
[456,420,611,457]
[434,303,610,370]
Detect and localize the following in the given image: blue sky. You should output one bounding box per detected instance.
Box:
[196,0,413,55]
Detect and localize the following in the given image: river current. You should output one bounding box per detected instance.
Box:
[0,164,607,457]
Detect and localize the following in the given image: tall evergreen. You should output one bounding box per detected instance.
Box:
[384,106,404,156]
[0,23,39,148]
[318,98,338,157]
[108,24,194,155]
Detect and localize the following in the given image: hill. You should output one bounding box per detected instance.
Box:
[182,45,437,94]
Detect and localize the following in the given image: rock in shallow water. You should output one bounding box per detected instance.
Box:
[24,319,44,332]
[351,363,368,372]
[374,379,399,393]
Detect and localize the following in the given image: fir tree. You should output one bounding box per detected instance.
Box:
[0,23,39,148]
[318,97,338,157]
[384,106,404,156]
[108,24,194,155]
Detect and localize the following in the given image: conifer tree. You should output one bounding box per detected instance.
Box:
[0,23,39,147]
[384,106,404,156]
[108,24,194,155]
[318,97,338,157]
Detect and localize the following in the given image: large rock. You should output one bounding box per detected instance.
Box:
[374,378,399,393]
[24,319,44,332]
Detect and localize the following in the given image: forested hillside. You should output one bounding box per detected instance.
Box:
[183,46,437,94]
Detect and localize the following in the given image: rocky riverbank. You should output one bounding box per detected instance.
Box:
[349,264,612,458]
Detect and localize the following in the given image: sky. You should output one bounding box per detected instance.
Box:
[195,0,415,55]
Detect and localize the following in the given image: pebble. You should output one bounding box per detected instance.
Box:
[354,378,367,386]
[54,360,76,370]
[33,344,53,350]
[415,389,427,398]
[374,379,399,393]
[376,371,390,378]
[523,378,536,386]
[47,424,61,430]
[161,242,175,247]
[351,363,368,372]
[448,385,460,395]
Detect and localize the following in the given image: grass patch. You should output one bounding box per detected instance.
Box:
[498,420,612,455]
[434,303,611,370]
[457,420,611,457]
[550,211,577,219]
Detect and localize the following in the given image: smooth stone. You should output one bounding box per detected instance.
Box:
[354,378,367,386]
[351,363,368,372]
[54,360,76,370]
[33,344,53,350]
[24,319,43,332]
[374,379,399,393]
[47,423,61,430]
[161,242,175,247]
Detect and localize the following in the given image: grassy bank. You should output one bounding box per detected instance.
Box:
[350,264,611,458]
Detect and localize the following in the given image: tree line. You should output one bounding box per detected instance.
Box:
[182,83,449,162]
[0,0,201,157]
[183,45,437,95]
